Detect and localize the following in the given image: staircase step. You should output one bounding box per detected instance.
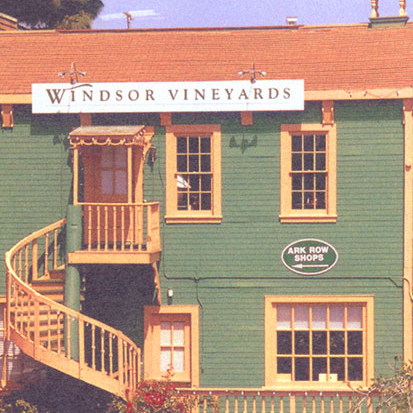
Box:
[47,270,66,280]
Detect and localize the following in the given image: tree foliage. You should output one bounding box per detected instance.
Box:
[0,0,103,29]
[352,358,413,413]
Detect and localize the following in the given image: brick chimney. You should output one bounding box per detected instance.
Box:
[0,13,18,31]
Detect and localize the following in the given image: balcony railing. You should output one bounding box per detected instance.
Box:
[178,388,382,413]
[79,202,161,254]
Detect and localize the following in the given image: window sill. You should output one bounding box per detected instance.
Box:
[165,215,223,224]
[279,214,337,223]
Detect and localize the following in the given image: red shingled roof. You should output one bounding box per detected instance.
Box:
[1,23,413,95]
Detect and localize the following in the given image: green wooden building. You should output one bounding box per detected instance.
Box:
[0,1,412,411]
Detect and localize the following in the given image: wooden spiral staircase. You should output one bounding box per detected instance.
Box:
[4,219,141,399]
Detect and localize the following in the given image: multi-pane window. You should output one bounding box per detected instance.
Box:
[176,135,212,211]
[280,124,337,223]
[144,306,200,386]
[101,146,127,196]
[165,125,222,224]
[291,134,327,210]
[160,321,185,373]
[265,297,374,388]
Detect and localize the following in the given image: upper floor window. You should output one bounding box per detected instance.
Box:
[264,296,374,388]
[165,125,222,224]
[280,124,337,223]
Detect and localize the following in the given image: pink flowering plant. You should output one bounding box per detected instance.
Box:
[107,380,195,413]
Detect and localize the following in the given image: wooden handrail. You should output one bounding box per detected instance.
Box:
[5,220,141,399]
[178,388,381,413]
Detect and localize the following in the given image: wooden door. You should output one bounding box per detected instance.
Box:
[82,146,134,249]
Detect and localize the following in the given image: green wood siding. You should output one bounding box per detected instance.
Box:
[147,100,404,387]
[0,107,74,294]
[0,100,405,389]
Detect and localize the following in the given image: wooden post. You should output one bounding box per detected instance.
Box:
[73,147,79,205]
[400,0,407,16]
[371,0,379,17]
[127,146,133,204]
[32,240,38,280]
[403,98,413,363]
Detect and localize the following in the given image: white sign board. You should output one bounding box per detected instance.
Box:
[32,80,304,114]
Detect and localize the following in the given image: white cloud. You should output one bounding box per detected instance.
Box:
[99,10,160,21]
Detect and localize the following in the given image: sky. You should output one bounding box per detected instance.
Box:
[92,0,408,30]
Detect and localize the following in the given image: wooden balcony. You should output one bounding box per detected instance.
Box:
[68,202,161,265]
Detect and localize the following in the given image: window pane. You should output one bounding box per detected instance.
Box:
[178,193,188,210]
[189,155,199,172]
[190,193,200,210]
[277,331,292,354]
[189,175,199,191]
[316,192,326,209]
[295,331,309,354]
[330,305,345,329]
[292,173,302,190]
[315,173,326,190]
[201,175,211,191]
[292,135,302,151]
[173,322,185,346]
[160,322,171,345]
[173,348,185,372]
[303,174,314,190]
[160,348,171,372]
[312,306,327,329]
[201,193,211,210]
[304,154,314,171]
[115,170,127,195]
[292,154,302,171]
[303,135,314,151]
[277,357,292,374]
[115,146,126,167]
[330,331,345,354]
[316,153,326,170]
[177,137,187,153]
[348,358,363,381]
[348,306,363,329]
[316,135,326,151]
[201,137,211,153]
[101,147,113,167]
[177,155,187,172]
[330,357,345,381]
[295,358,309,381]
[312,331,327,354]
[348,331,363,355]
[201,155,211,172]
[277,305,292,329]
[303,192,314,209]
[312,358,327,381]
[101,170,113,195]
[189,137,199,153]
[294,305,309,329]
[292,192,302,209]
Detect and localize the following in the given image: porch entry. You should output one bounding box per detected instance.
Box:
[69,126,155,250]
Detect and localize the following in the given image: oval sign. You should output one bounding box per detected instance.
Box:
[281,239,338,276]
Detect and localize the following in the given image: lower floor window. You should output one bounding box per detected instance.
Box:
[265,296,374,388]
[144,305,199,387]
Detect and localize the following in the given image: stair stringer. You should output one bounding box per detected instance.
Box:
[5,220,141,399]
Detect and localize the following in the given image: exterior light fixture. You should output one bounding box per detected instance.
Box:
[148,145,157,167]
